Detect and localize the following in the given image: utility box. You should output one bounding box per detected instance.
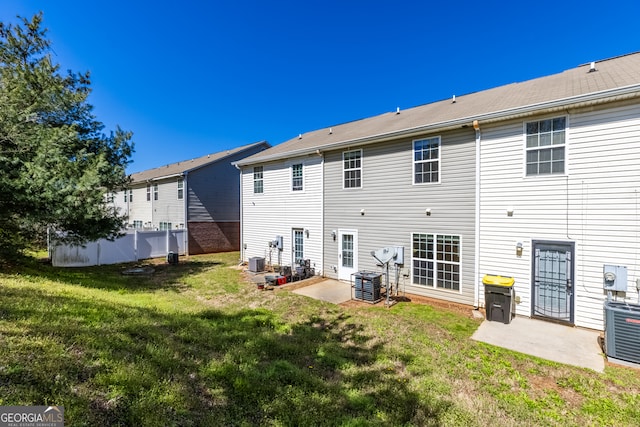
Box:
[603,265,627,292]
[248,257,265,273]
[167,251,179,265]
[483,275,515,324]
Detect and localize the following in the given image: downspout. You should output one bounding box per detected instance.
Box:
[473,119,481,309]
[235,163,244,263]
[183,171,189,256]
[318,149,324,276]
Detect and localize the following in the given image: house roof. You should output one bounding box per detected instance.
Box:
[130,141,269,183]
[237,52,640,166]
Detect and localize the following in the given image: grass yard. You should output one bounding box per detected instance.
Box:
[1,252,639,426]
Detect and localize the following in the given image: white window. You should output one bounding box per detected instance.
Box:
[146,184,151,201]
[291,163,303,191]
[153,183,158,201]
[159,222,172,231]
[133,220,143,229]
[413,137,440,184]
[412,233,460,291]
[128,189,133,202]
[253,166,264,194]
[343,150,362,189]
[293,228,304,265]
[177,178,184,200]
[526,117,566,176]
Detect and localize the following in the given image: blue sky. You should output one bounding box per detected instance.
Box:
[1,1,638,173]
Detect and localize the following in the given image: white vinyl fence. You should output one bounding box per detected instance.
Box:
[51,229,187,267]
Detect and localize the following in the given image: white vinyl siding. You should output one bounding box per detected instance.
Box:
[242,156,323,274]
[154,178,185,228]
[478,102,640,330]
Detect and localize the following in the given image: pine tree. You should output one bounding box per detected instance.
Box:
[0,13,133,259]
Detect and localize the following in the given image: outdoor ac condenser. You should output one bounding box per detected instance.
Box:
[604,301,640,365]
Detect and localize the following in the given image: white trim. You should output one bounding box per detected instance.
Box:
[412,136,442,185]
[342,149,363,190]
[338,229,358,281]
[410,232,463,294]
[522,115,568,178]
[290,161,305,193]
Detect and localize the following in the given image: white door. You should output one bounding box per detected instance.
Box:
[338,229,358,281]
[292,228,304,266]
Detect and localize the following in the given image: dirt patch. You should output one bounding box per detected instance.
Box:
[340,291,477,318]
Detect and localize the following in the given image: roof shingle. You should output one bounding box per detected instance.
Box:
[239,52,640,165]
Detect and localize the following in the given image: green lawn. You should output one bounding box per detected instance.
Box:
[1,253,639,426]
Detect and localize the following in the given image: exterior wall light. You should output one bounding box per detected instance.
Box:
[516,242,523,257]
[507,206,514,217]
[425,208,432,216]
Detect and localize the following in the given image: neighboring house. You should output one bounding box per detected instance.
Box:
[114,141,270,254]
[238,52,640,331]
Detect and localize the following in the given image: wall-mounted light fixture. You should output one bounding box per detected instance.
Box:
[304,228,309,238]
[331,230,337,241]
[360,209,365,216]
[425,208,432,216]
[516,242,523,257]
[507,206,514,217]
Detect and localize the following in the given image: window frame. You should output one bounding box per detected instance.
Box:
[343,149,362,189]
[146,184,151,201]
[413,136,441,185]
[159,221,172,231]
[411,232,461,292]
[253,166,264,194]
[128,189,133,202]
[291,162,304,192]
[153,183,158,201]
[524,116,567,177]
[177,178,184,200]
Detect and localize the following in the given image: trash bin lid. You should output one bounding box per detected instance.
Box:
[482,274,514,287]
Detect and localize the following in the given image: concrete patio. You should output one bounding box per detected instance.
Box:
[287,278,606,372]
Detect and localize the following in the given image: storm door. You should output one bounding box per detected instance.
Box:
[532,241,574,324]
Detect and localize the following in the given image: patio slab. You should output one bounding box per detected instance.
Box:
[472,316,605,372]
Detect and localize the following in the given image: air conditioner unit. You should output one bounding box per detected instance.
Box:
[604,301,640,365]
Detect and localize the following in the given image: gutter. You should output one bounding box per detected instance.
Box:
[183,171,189,256]
[236,84,640,166]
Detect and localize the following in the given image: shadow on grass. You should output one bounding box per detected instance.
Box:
[7,255,224,293]
[0,284,453,426]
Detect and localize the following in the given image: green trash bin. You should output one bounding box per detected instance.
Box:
[483,275,514,324]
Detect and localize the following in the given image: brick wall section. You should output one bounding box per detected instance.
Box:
[188,222,239,254]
